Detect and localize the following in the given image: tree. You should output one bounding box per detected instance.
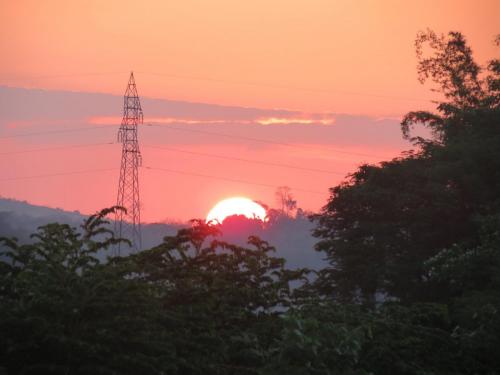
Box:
[2,29,500,375]
[423,212,500,372]
[263,302,459,375]
[275,186,297,217]
[0,212,308,374]
[129,219,308,374]
[0,207,175,374]
[401,29,499,143]
[312,30,500,305]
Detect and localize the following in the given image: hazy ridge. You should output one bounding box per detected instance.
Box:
[0,197,326,270]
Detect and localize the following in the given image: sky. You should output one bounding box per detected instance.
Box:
[0,0,498,222]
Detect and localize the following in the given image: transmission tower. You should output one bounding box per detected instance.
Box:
[115,72,143,254]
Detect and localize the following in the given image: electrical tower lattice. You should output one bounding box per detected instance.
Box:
[115,72,143,254]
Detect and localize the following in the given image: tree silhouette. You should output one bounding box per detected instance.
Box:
[275,186,297,217]
[1,29,500,375]
[312,30,500,305]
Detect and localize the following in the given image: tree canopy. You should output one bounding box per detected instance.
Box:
[1,30,499,374]
[311,29,500,372]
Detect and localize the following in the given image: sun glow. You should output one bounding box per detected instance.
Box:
[206,197,267,224]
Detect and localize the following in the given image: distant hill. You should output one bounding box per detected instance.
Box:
[217,214,326,270]
[0,197,182,250]
[0,198,85,242]
[0,198,326,270]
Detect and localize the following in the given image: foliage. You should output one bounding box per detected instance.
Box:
[1,30,500,375]
[127,219,308,374]
[424,212,500,372]
[0,214,308,374]
[312,30,500,306]
[263,302,460,375]
[0,207,174,374]
[401,29,499,142]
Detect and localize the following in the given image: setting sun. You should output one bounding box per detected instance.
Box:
[206,197,267,224]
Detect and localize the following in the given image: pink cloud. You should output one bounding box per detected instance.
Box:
[256,117,335,126]
[89,114,336,127]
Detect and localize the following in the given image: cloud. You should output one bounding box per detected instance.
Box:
[89,115,336,127]
[0,85,413,150]
[88,116,251,126]
[256,116,335,126]
[0,86,418,222]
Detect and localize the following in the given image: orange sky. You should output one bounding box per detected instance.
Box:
[1,0,498,116]
[0,1,498,222]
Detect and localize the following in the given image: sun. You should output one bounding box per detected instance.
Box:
[206,197,267,224]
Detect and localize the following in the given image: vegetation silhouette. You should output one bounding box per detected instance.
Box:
[1,30,499,374]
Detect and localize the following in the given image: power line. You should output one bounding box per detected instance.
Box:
[0,167,118,182]
[0,138,349,176]
[0,122,391,160]
[3,71,128,80]
[137,71,431,103]
[143,144,346,175]
[144,123,389,159]
[1,163,326,195]
[143,165,325,195]
[0,142,115,155]
[0,121,390,161]
[0,125,113,140]
[5,70,431,103]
